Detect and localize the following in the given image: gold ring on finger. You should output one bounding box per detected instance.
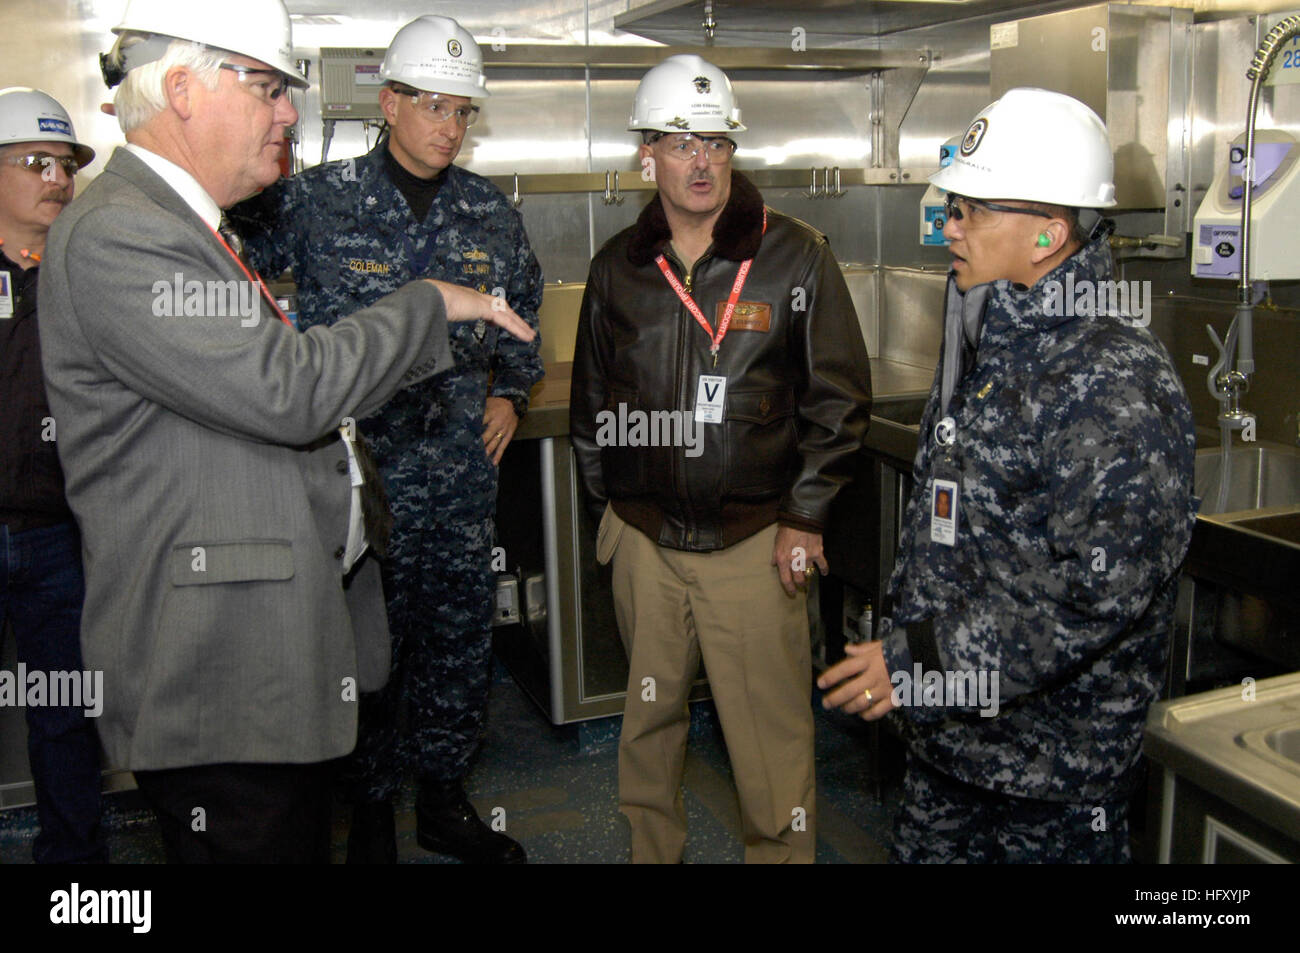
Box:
[864,689,873,703]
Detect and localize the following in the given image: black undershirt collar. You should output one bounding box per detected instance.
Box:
[382,145,447,224]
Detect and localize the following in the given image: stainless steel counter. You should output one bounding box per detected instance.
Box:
[1144,672,1300,862]
[516,357,934,443]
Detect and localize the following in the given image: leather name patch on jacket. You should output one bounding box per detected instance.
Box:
[718,301,772,332]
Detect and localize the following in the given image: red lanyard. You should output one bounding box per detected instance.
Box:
[208,225,294,328]
[654,207,767,367]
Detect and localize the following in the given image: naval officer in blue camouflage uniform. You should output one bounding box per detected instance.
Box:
[232,15,542,864]
[819,89,1196,862]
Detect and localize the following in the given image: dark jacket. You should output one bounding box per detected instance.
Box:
[570,172,872,551]
[0,255,72,532]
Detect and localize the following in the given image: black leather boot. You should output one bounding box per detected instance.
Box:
[416,780,526,864]
[346,800,397,864]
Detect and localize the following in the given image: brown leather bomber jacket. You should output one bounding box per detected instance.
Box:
[570,172,873,552]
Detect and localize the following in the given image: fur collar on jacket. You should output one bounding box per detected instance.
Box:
[627,171,765,266]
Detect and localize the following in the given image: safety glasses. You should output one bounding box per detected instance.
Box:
[220,64,290,104]
[943,193,1052,230]
[652,133,737,164]
[391,85,480,127]
[4,153,81,176]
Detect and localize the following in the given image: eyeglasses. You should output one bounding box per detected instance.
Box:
[5,152,80,177]
[220,64,290,104]
[654,133,736,164]
[391,86,480,127]
[943,193,1052,230]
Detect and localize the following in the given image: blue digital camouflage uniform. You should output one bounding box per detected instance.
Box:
[878,233,1197,862]
[232,142,544,802]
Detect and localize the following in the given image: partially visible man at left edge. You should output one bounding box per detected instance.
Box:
[0,86,105,864]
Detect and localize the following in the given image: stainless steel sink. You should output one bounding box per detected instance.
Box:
[1195,444,1300,515]
[864,396,927,465]
[1261,721,1300,764]
[1145,673,1300,861]
[870,396,927,427]
[1238,721,1300,779]
[1187,502,1300,615]
[1232,510,1300,545]
[1185,443,1300,656]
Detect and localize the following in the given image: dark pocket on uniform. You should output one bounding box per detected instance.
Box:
[723,387,798,497]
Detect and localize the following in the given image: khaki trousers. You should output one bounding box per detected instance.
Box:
[599,505,815,863]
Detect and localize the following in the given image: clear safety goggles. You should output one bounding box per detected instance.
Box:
[391,85,480,127]
[652,133,737,164]
[219,64,291,105]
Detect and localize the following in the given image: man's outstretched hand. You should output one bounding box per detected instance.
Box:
[425,279,536,342]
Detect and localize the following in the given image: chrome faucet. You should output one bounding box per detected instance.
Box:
[1204,14,1300,512]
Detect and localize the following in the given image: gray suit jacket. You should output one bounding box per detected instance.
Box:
[39,148,453,771]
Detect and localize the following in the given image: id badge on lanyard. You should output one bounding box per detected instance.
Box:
[930,415,960,547]
[654,208,767,425]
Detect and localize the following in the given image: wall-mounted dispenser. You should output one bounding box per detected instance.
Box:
[1193,129,1300,280]
[919,137,959,246]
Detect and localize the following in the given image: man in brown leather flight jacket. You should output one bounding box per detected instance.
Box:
[570,54,872,863]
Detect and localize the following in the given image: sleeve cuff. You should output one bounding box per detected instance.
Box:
[776,511,824,534]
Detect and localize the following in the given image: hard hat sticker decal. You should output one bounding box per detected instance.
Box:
[448,39,462,57]
[961,118,988,156]
[38,117,72,135]
[693,76,711,93]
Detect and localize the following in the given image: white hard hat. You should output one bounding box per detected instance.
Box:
[379,16,489,99]
[0,87,94,168]
[930,87,1116,208]
[628,54,745,133]
[107,0,307,88]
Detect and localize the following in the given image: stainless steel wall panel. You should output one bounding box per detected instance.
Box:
[1119,256,1300,447]
[588,71,657,175]
[1189,17,1258,208]
[728,73,873,170]
[518,192,602,284]
[760,185,880,266]
[892,13,993,185]
[879,267,947,369]
[0,0,131,186]
[897,67,992,171]
[990,3,1191,210]
[878,184,950,267]
[842,267,880,357]
[590,187,655,254]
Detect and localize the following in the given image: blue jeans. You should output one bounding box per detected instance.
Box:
[0,521,106,863]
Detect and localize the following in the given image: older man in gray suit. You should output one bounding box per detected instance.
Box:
[37,0,533,862]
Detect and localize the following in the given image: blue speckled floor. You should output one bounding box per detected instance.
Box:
[0,659,900,864]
